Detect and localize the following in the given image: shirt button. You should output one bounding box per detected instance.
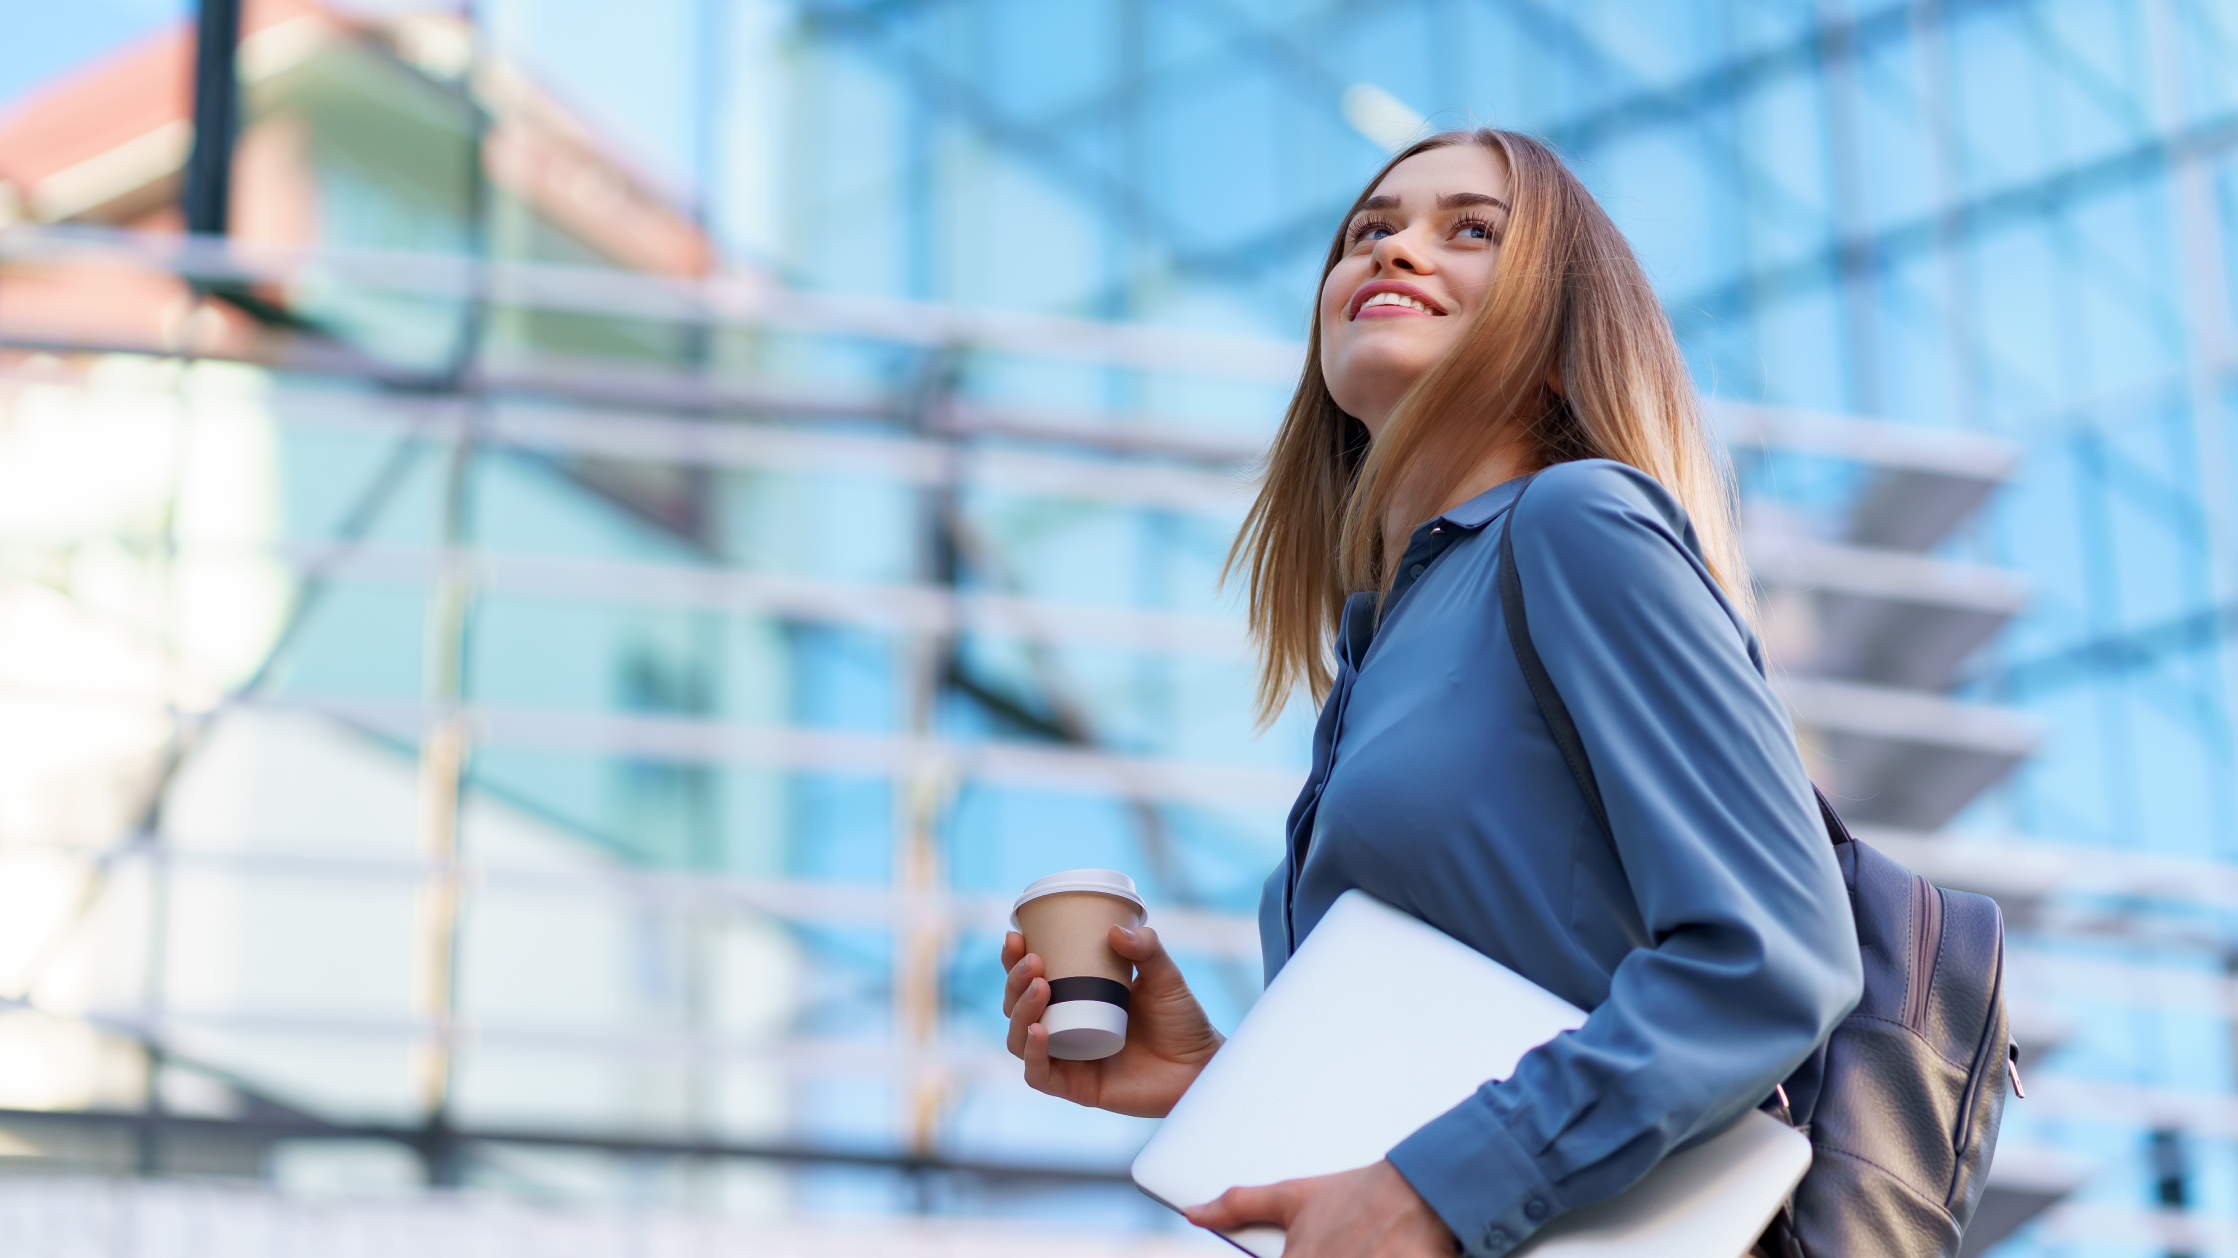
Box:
[1409,563,1425,578]
[1483,1227,1510,1248]
[1525,1198,1548,1220]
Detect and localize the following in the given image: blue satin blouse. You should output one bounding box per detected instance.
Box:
[1257,459,1862,1258]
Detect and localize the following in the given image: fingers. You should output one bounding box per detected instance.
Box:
[1006,974,1050,1059]
[1020,1019,1055,1092]
[1003,949,1043,1019]
[1107,922,1156,962]
[1184,1180,1300,1231]
[1110,924,1181,988]
[1000,931,1025,973]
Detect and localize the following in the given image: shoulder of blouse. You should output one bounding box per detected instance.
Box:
[1503,457,1751,654]
[1511,458,1691,547]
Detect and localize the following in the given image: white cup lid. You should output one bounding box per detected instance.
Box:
[1010,868,1147,929]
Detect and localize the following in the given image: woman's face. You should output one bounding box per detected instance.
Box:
[1317,143,1511,437]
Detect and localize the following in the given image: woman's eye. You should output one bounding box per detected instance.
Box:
[1454,219,1494,242]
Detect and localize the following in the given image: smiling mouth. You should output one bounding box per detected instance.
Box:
[1357,292,1440,316]
[1348,284,1447,319]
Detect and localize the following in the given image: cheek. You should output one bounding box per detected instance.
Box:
[1420,314,1470,365]
[1452,250,1501,307]
[1317,293,1357,373]
[1318,267,1358,332]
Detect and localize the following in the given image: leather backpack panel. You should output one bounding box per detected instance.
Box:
[1788,840,2011,1256]
[1791,1141,1966,1257]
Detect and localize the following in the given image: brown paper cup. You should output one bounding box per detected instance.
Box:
[1012,870,1147,1060]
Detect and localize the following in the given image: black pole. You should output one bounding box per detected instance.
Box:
[2151,1127,2195,1258]
[181,0,243,235]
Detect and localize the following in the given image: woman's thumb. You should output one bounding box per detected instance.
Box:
[1185,1182,1293,1230]
[1110,924,1165,968]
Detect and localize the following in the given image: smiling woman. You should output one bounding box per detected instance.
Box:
[1241,129,1752,721]
[1002,129,1862,1258]
[1319,149,1510,433]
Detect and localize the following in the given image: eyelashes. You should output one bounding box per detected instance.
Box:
[1346,216,1398,248]
[1453,213,1499,243]
[1345,214,1503,249]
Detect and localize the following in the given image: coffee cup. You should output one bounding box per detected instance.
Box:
[1011,869,1147,1060]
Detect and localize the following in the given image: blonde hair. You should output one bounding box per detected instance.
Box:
[1227,129,1748,724]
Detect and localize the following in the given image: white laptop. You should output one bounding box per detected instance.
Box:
[1131,891,1811,1257]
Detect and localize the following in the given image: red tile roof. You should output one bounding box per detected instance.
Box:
[0,0,708,276]
[0,32,191,195]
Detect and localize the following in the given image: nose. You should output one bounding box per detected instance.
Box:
[1371,229,1432,275]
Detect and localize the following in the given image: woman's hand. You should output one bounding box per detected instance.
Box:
[1184,1160,1456,1256]
[1001,924,1223,1118]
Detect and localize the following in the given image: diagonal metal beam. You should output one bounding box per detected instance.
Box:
[1669,106,2238,333]
[1035,4,1352,137]
[798,0,966,33]
[1990,598,2238,701]
[802,0,2052,307]
[1495,0,1651,91]
[804,0,1376,308]
[1061,1,2057,299]
[1540,0,2033,153]
[812,15,1185,257]
[1178,0,1352,105]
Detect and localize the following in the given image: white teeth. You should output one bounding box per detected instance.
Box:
[1360,291,1435,314]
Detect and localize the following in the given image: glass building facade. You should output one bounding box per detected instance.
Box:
[3,1,2238,1254]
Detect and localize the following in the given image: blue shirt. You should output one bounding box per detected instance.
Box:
[1258,460,1862,1258]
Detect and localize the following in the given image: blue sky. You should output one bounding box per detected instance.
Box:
[1,0,186,106]
[6,0,709,207]
[485,0,709,199]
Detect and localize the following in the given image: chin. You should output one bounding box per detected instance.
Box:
[1327,342,1444,408]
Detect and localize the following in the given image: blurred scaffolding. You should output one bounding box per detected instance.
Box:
[0,2,2234,1256]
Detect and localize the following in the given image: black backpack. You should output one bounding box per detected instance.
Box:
[1495,484,2015,1257]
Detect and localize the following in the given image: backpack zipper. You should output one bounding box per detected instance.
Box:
[1906,877,1943,1030]
[1946,924,2007,1208]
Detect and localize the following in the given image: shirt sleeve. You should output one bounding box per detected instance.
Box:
[1385,460,1864,1258]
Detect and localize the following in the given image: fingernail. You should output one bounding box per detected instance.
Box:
[1117,927,1137,943]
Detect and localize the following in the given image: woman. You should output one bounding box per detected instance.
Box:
[1001,129,1863,1258]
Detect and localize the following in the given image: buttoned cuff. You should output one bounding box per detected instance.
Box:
[1387,1098,1561,1258]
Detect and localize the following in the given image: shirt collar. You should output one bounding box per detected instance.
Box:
[1338,591,1377,669]
[1424,473,1530,534]
[1345,475,1532,670]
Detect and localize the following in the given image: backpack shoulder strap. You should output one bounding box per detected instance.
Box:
[1498,478,1613,844]
[1497,476,1850,852]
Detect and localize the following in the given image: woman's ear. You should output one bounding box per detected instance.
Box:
[1546,367,1565,396]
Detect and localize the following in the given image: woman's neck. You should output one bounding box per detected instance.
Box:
[1433,439,1535,518]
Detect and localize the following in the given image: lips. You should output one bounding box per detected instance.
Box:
[1347,280,1447,320]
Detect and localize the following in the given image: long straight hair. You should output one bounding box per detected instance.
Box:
[1227,129,1748,724]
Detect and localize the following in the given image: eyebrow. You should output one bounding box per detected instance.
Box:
[1354,192,1511,213]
